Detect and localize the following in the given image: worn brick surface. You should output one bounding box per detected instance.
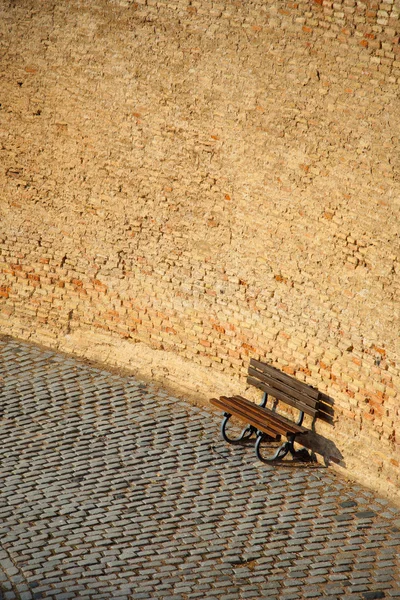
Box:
[0,0,400,499]
[0,337,399,599]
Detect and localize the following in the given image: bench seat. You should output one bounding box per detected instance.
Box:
[210,395,308,438]
[210,359,320,462]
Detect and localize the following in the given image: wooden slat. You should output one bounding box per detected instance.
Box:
[210,397,279,438]
[248,366,318,408]
[247,377,317,418]
[229,396,307,434]
[247,376,317,417]
[218,396,304,438]
[223,396,301,436]
[211,396,286,438]
[210,397,277,436]
[210,395,307,438]
[250,359,319,400]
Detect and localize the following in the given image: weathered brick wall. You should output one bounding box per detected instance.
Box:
[0,0,399,500]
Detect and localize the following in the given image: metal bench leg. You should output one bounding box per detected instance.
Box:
[255,432,290,462]
[221,413,257,444]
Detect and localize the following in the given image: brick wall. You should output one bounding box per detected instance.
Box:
[0,0,399,501]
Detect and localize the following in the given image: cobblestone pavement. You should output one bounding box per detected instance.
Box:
[0,337,399,600]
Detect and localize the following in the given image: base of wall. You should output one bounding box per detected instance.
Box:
[1,324,399,508]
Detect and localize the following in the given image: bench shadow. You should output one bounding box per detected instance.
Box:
[304,392,345,468]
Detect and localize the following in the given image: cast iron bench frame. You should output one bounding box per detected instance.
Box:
[210,359,320,462]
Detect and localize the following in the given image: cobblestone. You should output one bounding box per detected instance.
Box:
[0,337,400,599]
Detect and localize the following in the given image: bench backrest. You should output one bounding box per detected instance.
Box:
[247,359,319,417]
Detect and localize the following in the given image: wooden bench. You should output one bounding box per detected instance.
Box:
[210,359,320,462]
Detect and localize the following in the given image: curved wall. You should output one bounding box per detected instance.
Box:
[1,0,399,500]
